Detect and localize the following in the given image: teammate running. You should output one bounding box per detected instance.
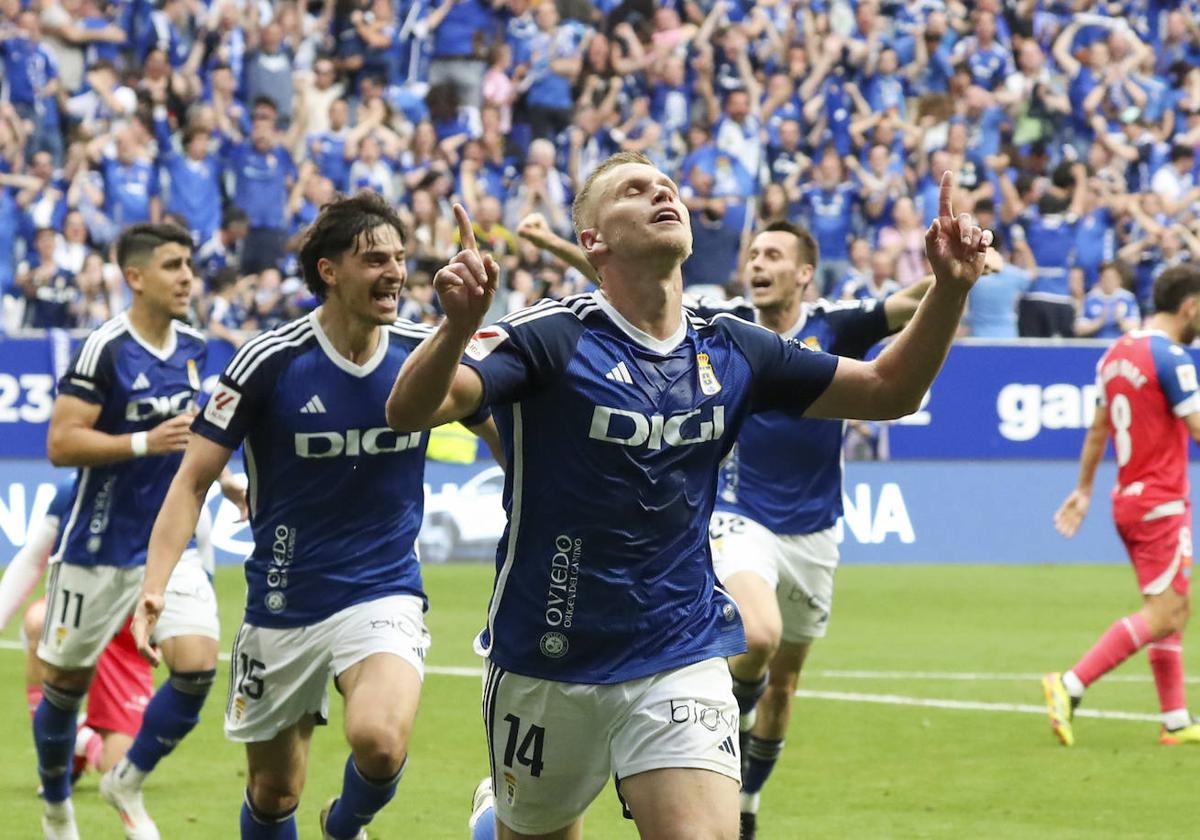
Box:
[32,223,243,840]
[134,190,500,840]
[696,221,932,839]
[388,152,990,840]
[1,476,217,781]
[1047,264,1200,746]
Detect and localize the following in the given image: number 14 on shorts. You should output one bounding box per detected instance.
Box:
[500,713,545,806]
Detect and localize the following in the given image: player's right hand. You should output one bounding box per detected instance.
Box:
[147,413,193,455]
[437,203,499,334]
[132,591,165,666]
[1053,489,1091,538]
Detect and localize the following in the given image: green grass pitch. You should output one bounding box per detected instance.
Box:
[1,563,1196,838]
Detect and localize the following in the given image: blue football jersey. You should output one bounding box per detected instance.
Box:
[192,313,463,629]
[699,298,891,535]
[462,292,839,684]
[54,315,207,568]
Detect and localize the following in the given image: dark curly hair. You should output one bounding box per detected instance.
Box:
[297,191,407,300]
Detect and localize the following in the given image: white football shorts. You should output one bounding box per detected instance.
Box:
[709,512,838,644]
[224,594,430,743]
[482,657,740,835]
[37,551,220,670]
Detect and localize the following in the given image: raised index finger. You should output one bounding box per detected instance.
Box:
[453,203,479,254]
[939,170,955,220]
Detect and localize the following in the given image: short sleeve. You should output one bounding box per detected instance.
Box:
[192,367,266,450]
[57,334,116,405]
[460,324,537,407]
[460,309,578,407]
[824,300,891,359]
[1154,340,1200,417]
[721,317,838,414]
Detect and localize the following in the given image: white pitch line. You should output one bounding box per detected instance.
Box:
[812,669,1175,685]
[794,689,1160,722]
[0,640,1161,722]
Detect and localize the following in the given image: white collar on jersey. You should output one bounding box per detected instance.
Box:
[765,307,808,342]
[592,290,688,355]
[122,313,178,361]
[308,309,390,377]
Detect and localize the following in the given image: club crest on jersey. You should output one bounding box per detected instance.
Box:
[697,353,721,395]
[187,359,201,390]
[466,326,509,361]
[803,336,822,351]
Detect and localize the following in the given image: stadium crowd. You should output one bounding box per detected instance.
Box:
[1,0,1199,341]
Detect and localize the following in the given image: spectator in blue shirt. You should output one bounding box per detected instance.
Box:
[797,150,859,295]
[524,2,582,141]
[1,11,64,164]
[16,227,78,329]
[426,0,498,108]
[243,23,295,125]
[963,245,1032,338]
[1075,260,1140,338]
[196,207,250,287]
[306,98,354,192]
[94,127,161,229]
[224,97,297,274]
[956,11,1013,92]
[156,122,224,245]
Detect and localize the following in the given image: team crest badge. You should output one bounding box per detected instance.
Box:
[804,336,822,351]
[503,772,518,806]
[697,353,721,395]
[186,359,201,391]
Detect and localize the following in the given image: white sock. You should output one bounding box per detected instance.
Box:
[1062,670,1085,699]
[44,798,74,818]
[1163,708,1191,730]
[115,757,148,788]
[740,791,761,815]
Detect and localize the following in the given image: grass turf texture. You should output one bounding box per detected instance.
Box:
[0,563,1194,839]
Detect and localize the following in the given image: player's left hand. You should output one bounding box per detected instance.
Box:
[1053,489,1091,538]
[925,172,993,292]
[220,472,249,522]
[132,591,165,666]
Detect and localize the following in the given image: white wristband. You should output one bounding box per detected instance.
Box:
[130,431,149,457]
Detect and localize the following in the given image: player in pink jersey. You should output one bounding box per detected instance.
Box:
[1046,265,1200,746]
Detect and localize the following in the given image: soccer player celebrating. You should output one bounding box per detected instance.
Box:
[134,191,499,840]
[387,152,990,840]
[1047,265,1200,746]
[32,223,243,840]
[697,222,932,839]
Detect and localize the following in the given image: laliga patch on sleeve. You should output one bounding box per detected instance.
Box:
[204,385,242,430]
[465,326,509,361]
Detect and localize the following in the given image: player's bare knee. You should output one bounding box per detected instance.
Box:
[743,620,782,666]
[247,776,302,815]
[22,600,46,647]
[40,663,90,693]
[347,719,409,777]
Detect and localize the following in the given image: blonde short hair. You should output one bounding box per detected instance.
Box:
[571,151,654,238]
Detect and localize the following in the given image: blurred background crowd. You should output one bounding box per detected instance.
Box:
[1,0,1198,342]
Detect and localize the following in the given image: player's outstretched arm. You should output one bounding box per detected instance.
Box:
[1054,404,1109,538]
[806,172,990,420]
[387,204,498,431]
[517,213,600,284]
[47,394,192,467]
[135,434,233,665]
